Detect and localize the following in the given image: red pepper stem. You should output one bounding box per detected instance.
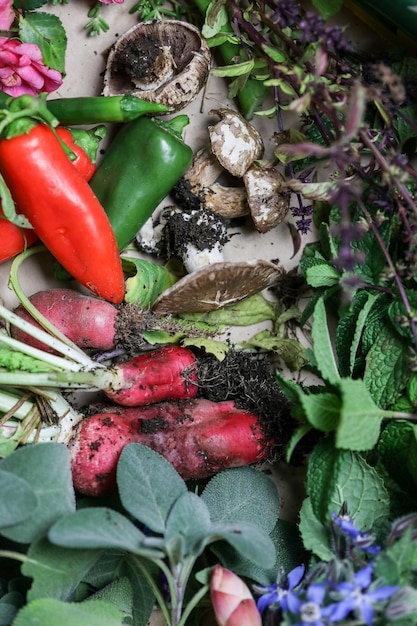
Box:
[0,94,59,139]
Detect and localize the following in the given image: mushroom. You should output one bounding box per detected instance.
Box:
[243,163,290,233]
[137,205,229,274]
[103,20,211,112]
[172,147,250,219]
[207,108,264,177]
[152,259,285,314]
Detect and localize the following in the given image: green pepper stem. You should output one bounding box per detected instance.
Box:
[160,114,190,138]
[46,95,170,125]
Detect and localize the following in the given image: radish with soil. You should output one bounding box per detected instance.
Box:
[0,301,198,406]
[69,398,273,496]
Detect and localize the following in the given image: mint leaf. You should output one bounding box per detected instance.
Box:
[377,421,417,500]
[307,438,390,529]
[305,263,339,287]
[311,298,340,384]
[335,378,387,450]
[364,324,410,408]
[116,444,187,534]
[19,12,67,74]
[335,291,379,377]
[298,497,333,561]
[299,391,340,432]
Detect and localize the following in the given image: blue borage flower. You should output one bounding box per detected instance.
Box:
[327,564,399,626]
[331,512,381,555]
[255,564,305,614]
[287,582,338,626]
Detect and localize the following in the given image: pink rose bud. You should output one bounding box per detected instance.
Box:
[210,565,262,626]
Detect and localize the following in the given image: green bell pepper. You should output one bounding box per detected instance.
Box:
[89,114,193,252]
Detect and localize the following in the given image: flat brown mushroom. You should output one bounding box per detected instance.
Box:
[103,20,211,112]
[152,259,284,314]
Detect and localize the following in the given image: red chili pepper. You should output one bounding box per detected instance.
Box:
[0,126,97,265]
[0,124,125,303]
[55,127,97,182]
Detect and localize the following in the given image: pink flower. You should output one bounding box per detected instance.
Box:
[0,0,14,31]
[210,565,262,626]
[0,37,62,97]
[98,0,124,4]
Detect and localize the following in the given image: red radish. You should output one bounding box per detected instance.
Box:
[11,288,118,353]
[69,398,272,496]
[2,298,199,407]
[104,345,198,406]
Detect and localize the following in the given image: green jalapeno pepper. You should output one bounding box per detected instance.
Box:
[89,114,193,252]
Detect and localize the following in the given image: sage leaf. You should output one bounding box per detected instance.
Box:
[22,537,102,602]
[0,469,37,528]
[0,443,75,543]
[201,466,280,535]
[116,443,187,534]
[48,508,163,559]
[209,521,276,568]
[12,598,125,626]
[165,492,211,559]
[83,552,156,626]
[87,577,133,618]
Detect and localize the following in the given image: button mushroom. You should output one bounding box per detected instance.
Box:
[208,108,264,177]
[172,147,250,219]
[103,20,211,112]
[243,163,290,233]
[137,205,229,274]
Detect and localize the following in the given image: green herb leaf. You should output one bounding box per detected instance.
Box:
[298,497,333,561]
[311,298,340,385]
[299,391,340,432]
[363,324,410,408]
[19,12,67,74]
[0,469,37,528]
[335,378,388,450]
[0,443,75,543]
[201,466,280,535]
[48,508,163,559]
[22,536,102,602]
[312,0,342,18]
[209,521,276,568]
[165,492,211,559]
[122,257,178,308]
[116,444,187,534]
[307,437,390,529]
[12,598,125,626]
